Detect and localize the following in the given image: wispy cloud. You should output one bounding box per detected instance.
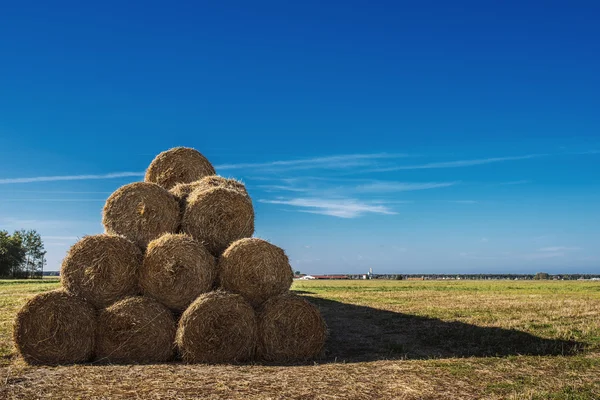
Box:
[355,181,457,193]
[367,154,544,172]
[538,246,581,252]
[523,252,565,260]
[258,180,456,196]
[259,198,397,218]
[0,199,106,202]
[0,172,143,184]
[216,153,408,172]
[449,200,478,204]
[497,180,531,185]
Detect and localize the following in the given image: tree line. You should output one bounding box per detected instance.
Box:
[0,230,46,278]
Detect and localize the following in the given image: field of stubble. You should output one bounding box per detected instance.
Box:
[1,279,599,399]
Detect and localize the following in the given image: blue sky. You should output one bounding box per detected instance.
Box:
[1,1,599,274]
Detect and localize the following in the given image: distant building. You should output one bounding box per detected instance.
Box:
[309,275,348,280]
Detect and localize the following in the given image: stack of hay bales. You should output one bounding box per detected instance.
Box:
[13,147,327,365]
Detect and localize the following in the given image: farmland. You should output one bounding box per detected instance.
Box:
[1,279,599,399]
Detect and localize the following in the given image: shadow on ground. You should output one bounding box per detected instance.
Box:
[299,294,583,362]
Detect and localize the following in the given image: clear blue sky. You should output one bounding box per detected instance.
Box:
[1,1,599,274]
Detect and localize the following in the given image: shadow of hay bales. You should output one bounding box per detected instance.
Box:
[302,296,584,363]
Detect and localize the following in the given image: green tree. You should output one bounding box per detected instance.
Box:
[294,270,301,276]
[534,272,550,280]
[18,230,46,279]
[0,231,26,277]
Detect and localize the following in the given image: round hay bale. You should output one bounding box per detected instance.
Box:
[61,234,142,309]
[145,147,216,190]
[257,293,327,362]
[95,296,176,363]
[176,291,257,364]
[181,186,254,256]
[140,233,216,312]
[102,182,180,248]
[218,238,293,307]
[13,290,96,365]
[170,175,249,204]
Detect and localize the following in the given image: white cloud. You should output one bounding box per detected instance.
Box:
[498,180,531,185]
[216,153,408,172]
[538,246,581,252]
[44,236,80,240]
[0,172,143,184]
[259,198,397,218]
[523,252,565,260]
[0,199,106,202]
[368,154,544,172]
[355,181,457,192]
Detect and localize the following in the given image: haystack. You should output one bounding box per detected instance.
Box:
[181,186,254,256]
[170,175,249,204]
[140,233,216,312]
[145,147,216,190]
[102,182,180,248]
[218,238,293,307]
[257,293,327,362]
[176,291,257,364]
[95,296,176,363]
[13,290,96,365]
[61,234,142,309]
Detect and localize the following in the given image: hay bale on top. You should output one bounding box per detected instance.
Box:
[181,186,254,256]
[170,175,249,204]
[140,233,216,312]
[61,234,142,309]
[103,182,180,248]
[176,291,257,364]
[218,238,293,307]
[257,292,327,362]
[95,296,176,363]
[13,290,96,365]
[145,147,216,190]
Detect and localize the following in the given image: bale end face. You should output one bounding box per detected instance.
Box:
[61,234,142,309]
[13,290,96,365]
[140,233,216,312]
[176,291,257,364]
[170,176,249,204]
[257,293,327,362]
[102,182,180,248]
[145,147,216,190]
[95,296,176,364]
[181,186,254,256]
[218,238,293,308]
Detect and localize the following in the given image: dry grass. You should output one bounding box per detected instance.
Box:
[1,279,599,399]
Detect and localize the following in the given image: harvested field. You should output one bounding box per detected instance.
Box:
[1,279,599,399]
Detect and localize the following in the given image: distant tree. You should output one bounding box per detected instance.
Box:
[294,270,301,276]
[18,230,46,279]
[534,272,550,280]
[0,231,26,278]
[395,275,403,280]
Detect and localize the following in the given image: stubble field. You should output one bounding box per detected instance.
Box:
[1,278,599,399]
